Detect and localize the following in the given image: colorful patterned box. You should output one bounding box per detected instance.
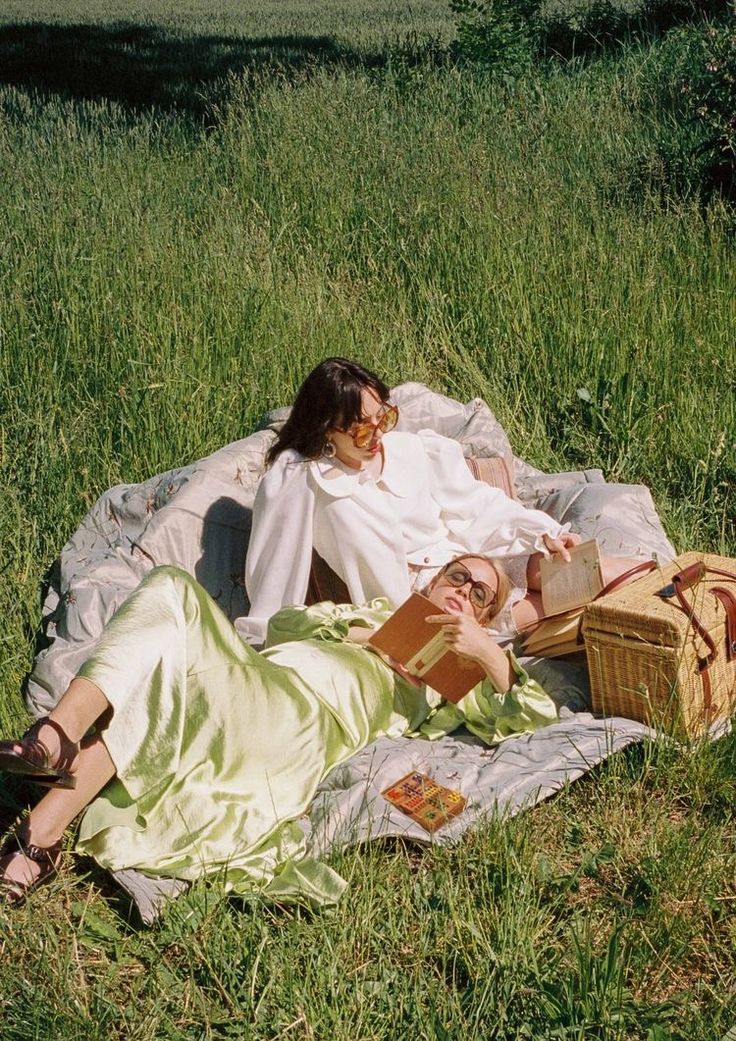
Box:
[382,771,467,833]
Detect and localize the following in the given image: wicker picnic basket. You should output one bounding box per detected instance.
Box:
[583,552,736,738]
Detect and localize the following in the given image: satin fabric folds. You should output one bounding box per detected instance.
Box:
[76,567,556,904]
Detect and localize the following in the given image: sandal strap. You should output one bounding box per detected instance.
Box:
[0,821,62,904]
[12,715,79,775]
[2,822,62,865]
[21,841,62,865]
[37,716,80,774]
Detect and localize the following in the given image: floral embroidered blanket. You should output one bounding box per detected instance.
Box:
[23,383,678,922]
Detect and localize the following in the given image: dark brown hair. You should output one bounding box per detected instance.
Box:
[266,357,390,465]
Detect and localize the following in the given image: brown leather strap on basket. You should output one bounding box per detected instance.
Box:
[711,587,736,662]
[671,574,716,717]
[673,568,717,664]
[575,559,658,645]
[700,668,713,715]
[667,562,736,664]
[662,561,736,719]
[597,559,657,598]
[673,561,706,591]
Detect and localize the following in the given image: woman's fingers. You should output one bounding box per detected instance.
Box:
[543,535,570,561]
[544,531,583,560]
[426,614,484,659]
[388,657,422,687]
[426,614,462,636]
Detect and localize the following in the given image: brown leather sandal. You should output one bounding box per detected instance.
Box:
[0,716,79,790]
[0,822,63,905]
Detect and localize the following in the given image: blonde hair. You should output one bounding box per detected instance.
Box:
[428,554,511,624]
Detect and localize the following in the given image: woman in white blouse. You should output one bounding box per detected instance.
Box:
[243,358,588,645]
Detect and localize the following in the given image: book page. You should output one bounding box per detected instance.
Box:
[540,539,603,616]
[522,609,583,653]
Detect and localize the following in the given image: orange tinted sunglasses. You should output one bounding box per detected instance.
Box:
[337,403,399,448]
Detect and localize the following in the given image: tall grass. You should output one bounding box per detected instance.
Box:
[0,4,734,1038]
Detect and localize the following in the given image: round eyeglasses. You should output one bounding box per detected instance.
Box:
[337,403,399,449]
[439,562,497,611]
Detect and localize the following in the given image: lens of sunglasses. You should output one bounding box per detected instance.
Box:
[351,405,398,447]
[378,405,398,432]
[352,424,374,448]
[470,586,493,610]
[443,566,495,609]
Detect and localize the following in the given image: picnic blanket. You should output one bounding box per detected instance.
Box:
[24,383,679,921]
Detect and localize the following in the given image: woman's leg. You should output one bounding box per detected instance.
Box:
[526,552,644,593]
[2,567,259,898]
[0,733,115,892]
[4,677,111,771]
[515,553,646,633]
[8,568,225,776]
[512,591,545,633]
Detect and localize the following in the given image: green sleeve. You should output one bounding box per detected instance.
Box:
[415,650,558,745]
[265,598,393,648]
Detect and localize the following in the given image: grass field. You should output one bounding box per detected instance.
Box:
[0,2,734,1038]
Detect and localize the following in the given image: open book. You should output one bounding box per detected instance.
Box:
[367,592,485,703]
[522,539,603,658]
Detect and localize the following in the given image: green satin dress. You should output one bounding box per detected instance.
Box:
[76,566,557,904]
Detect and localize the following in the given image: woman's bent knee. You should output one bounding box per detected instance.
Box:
[141,565,202,600]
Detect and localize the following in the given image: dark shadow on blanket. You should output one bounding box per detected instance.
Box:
[0,22,441,120]
[195,497,252,621]
[17,558,62,711]
[26,559,61,657]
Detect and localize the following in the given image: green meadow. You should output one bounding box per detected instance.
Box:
[0,2,734,1038]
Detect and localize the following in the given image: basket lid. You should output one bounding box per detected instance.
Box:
[583,552,734,649]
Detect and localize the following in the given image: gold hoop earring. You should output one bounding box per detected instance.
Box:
[322,440,337,459]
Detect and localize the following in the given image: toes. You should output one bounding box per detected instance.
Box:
[0,852,40,892]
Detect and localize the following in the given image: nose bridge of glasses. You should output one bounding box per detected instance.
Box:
[356,416,382,445]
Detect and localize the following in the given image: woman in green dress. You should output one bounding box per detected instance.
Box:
[0,555,557,905]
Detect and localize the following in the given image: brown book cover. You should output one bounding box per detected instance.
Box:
[382,771,467,833]
[368,592,485,703]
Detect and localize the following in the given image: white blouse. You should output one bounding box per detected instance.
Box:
[242,430,564,643]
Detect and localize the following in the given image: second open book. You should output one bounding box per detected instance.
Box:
[367,540,603,683]
[521,539,603,658]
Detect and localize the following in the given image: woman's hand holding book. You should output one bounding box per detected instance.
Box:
[426,614,514,692]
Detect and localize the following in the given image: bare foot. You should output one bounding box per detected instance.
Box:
[0,850,44,899]
[0,820,63,904]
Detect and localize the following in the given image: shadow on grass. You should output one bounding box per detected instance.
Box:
[0,21,440,119]
[0,775,35,827]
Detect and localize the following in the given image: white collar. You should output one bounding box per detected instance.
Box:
[307,431,412,499]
